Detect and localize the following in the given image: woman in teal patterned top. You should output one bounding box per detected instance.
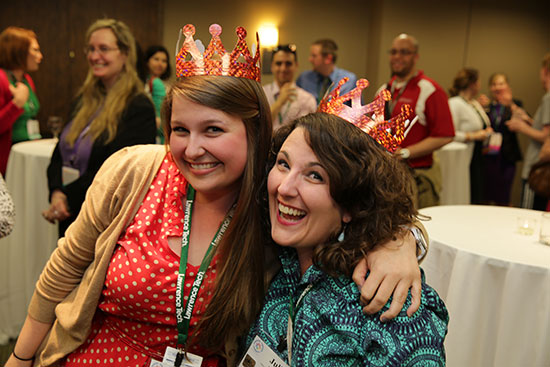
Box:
[244,113,448,366]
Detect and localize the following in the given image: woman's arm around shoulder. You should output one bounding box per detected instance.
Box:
[353,221,428,320]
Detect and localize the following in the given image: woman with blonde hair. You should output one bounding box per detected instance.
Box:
[0,26,43,175]
[42,18,156,236]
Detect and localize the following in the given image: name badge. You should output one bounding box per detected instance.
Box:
[155,346,202,367]
[486,132,502,155]
[26,119,41,140]
[238,336,289,367]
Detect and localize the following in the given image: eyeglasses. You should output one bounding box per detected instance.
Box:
[84,45,120,56]
[388,48,415,56]
[272,44,297,55]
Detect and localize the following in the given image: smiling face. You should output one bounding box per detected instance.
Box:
[268,127,350,259]
[169,95,248,201]
[26,38,42,72]
[489,74,508,99]
[389,36,418,80]
[87,28,127,89]
[271,50,297,86]
[147,50,168,78]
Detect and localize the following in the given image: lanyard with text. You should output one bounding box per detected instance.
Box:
[286,284,313,365]
[175,186,234,352]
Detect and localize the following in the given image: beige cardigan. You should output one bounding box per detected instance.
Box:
[29,145,241,366]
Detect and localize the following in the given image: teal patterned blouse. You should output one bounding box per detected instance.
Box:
[245,248,449,366]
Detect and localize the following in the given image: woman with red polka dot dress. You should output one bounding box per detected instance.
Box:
[6,24,425,367]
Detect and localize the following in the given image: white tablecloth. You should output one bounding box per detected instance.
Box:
[435,142,470,205]
[0,139,58,342]
[420,205,550,367]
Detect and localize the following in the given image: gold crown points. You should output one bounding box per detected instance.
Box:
[175,24,261,82]
[318,77,413,153]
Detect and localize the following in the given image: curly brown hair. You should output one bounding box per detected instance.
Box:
[270,112,417,277]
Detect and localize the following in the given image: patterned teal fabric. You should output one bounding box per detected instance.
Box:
[245,248,449,366]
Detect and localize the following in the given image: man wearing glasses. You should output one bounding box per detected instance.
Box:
[263,44,317,130]
[296,39,357,103]
[379,33,454,208]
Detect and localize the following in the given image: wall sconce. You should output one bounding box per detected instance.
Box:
[258,24,278,75]
[258,24,278,49]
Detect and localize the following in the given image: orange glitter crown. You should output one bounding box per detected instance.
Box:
[318,77,414,153]
[175,24,261,82]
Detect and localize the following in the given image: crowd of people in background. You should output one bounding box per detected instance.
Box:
[0,17,549,366]
[2,22,548,214]
[448,58,550,210]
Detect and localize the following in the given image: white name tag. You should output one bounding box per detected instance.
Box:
[26,119,41,140]
[238,336,289,367]
[150,360,165,367]
[154,346,202,367]
[487,132,503,154]
[62,166,80,186]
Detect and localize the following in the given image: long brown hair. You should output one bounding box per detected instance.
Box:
[65,19,143,146]
[270,113,417,277]
[162,75,272,350]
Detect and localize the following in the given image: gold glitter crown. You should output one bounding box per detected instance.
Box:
[318,77,413,153]
[175,24,261,82]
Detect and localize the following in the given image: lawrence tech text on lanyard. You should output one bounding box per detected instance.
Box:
[174,186,235,366]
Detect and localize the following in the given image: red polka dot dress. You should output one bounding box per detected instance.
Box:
[61,153,225,367]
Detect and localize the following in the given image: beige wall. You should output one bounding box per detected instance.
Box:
[163,0,550,111]
[163,0,550,205]
[163,0,370,87]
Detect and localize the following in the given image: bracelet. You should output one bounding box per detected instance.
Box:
[12,350,35,362]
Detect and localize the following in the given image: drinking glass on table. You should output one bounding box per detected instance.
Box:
[47,116,63,139]
[517,216,537,236]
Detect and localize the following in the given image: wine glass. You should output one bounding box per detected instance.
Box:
[47,116,63,140]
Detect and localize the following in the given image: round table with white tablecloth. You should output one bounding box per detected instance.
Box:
[419,205,550,367]
[0,139,58,343]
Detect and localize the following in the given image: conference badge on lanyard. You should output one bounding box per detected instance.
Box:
[238,336,289,367]
[147,346,203,367]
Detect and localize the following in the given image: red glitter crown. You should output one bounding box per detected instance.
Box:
[318,78,413,153]
[175,24,261,82]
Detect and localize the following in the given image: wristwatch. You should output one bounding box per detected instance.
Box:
[399,148,410,159]
[408,226,427,261]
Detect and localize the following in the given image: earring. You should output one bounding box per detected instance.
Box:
[338,224,346,242]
